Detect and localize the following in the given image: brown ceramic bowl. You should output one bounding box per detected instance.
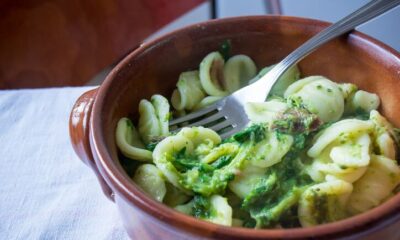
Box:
[69,16,400,239]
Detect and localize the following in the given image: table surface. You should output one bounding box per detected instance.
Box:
[0,87,129,239]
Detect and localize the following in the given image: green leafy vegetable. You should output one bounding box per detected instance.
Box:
[219,39,232,61]
[192,195,212,218]
[241,150,313,228]
[232,124,266,143]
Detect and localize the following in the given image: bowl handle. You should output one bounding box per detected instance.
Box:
[69,88,114,201]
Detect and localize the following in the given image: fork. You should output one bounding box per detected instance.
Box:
[169,0,400,139]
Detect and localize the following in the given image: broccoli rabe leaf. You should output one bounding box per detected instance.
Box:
[211,155,233,169]
[241,154,313,228]
[169,146,241,196]
[192,195,212,219]
[231,124,266,143]
[171,147,213,173]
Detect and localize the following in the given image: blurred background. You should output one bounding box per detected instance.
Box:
[1,0,399,89]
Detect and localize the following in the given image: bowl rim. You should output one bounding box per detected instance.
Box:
[90,15,400,238]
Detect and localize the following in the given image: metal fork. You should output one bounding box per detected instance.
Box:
[169,0,400,139]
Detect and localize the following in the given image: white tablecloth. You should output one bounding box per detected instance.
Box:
[0,87,129,240]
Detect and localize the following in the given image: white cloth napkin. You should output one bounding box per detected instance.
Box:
[0,87,129,240]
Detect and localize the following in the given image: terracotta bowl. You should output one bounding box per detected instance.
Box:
[69,16,400,239]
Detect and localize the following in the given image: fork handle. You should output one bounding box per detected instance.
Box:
[248,0,400,101]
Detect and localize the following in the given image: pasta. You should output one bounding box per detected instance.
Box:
[249,131,293,168]
[370,110,397,159]
[171,71,206,111]
[244,99,288,124]
[284,76,344,122]
[223,55,257,93]
[115,47,400,229]
[138,95,170,144]
[133,164,166,202]
[138,99,161,144]
[298,179,353,227]
[199,51,229,97]
[175,194,233,226]
[151,95,170,136]
[307,119,374,158]
[228,164,267,198]
[347,154,400,214]
[192,96,223,110]
[351,90,380,112]
[115,118,153,161]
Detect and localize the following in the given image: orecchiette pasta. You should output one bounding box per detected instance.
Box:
[223,54,257,93]
[115,118,153,161]
[348,154,400,214]
[208,195,233,226]
[307,119,374,158]
[171,71,206,111]
[133,164,166,202]
[192,96,223,110]
[351,90,380,113]
[329,133,371,168]
[244,99,288,124]
[249,132,293,168]
[153,135,193,190]
[306,154,368,184]
[284,76,344,122]
[175,195,233,226]
[228,163,266,198]
[298,179,353,227]
[199,51,229,97]
[138,99,161,144]
[370,110,397,159]
[163,182,191,207]
[153,127,221,193]
[151,95,170,136]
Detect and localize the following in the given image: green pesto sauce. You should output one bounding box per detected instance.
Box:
[230,124,267,143]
